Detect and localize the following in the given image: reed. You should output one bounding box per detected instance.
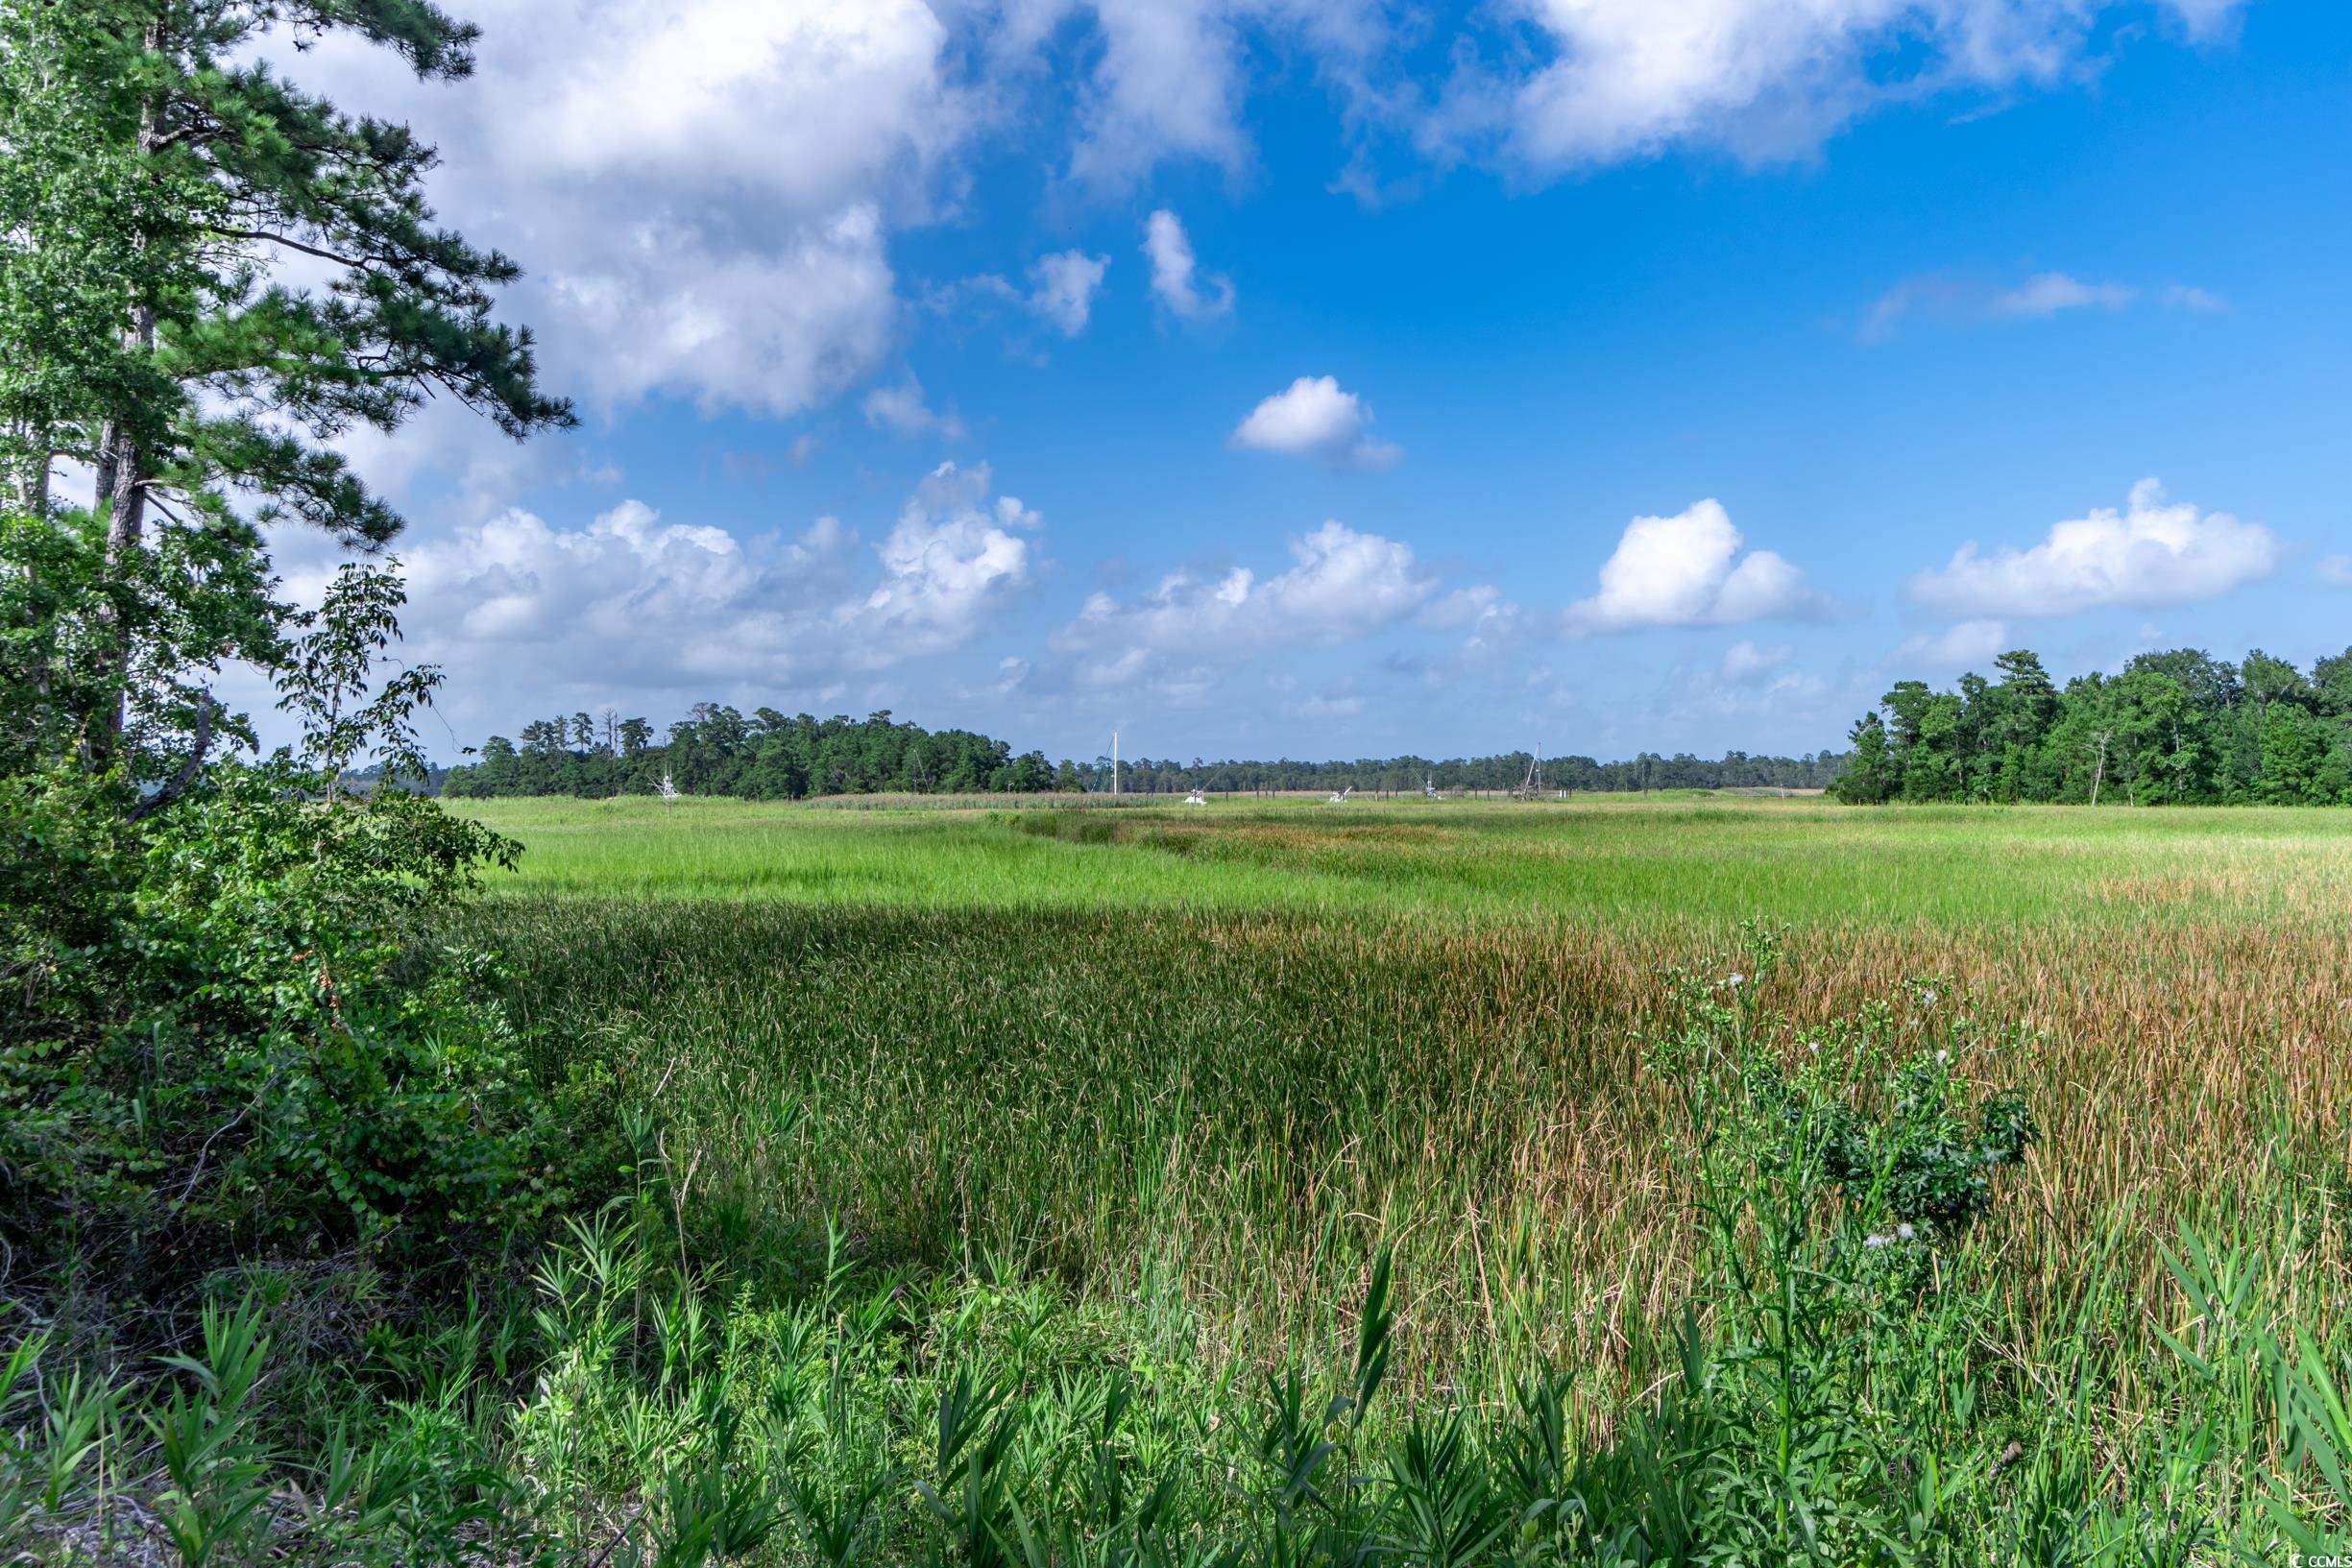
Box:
[16,796,2341,1561]
[460,796,2352,1405]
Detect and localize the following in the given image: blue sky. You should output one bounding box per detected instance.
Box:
[259,0,2351,764]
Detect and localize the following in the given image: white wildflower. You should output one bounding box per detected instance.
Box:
[1896,1222,1916,1241]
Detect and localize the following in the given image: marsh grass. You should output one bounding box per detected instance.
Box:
[4,924,2341,1563]
[459,798,2352,1402]
[453,793,2352,929]
[14,796,2342,1560]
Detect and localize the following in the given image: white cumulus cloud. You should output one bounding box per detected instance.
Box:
[268,0,969,421]
[1863,270,2222,338]
[1990,272,2137,318]
[1054,520,1436,683]
[846,462,1038,665]
[990,0,1387,186]
[1501,0,2247,171]
[1142,209,1234,322]
[1908,479,2276,618]
[1028,251,1111,335]
[1564,499,1823,634]
[370,463,1036,736]
[1896,618,2012,672]
[1230,376,1401,470]
[862,376,966,441]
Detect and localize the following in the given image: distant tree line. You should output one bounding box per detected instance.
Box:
[1088,750,1848,795]
[442,706,1066,799]
[1832,645,2352,806]
[439,701,1848,800]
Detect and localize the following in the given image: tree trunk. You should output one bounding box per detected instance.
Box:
[92,418,118,513]
[86,304,156,770]
[12,431,51,518]
[87,18,167,769]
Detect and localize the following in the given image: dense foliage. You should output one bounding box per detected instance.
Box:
[1833,644,2352,805]
[441,701,1849,800]
[0,0,569,784]
[8,929,2346,1560]
[1,0,567,1320]
[1083,747,1849,795]
[443,706,1067,799]
[0,723,549,1294]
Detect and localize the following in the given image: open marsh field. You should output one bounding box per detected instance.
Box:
[461,789,2352,928]
[402,793,2352,1555]
[457,794,2352,1389]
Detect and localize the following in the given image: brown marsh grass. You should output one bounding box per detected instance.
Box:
[456,797,2352,1442]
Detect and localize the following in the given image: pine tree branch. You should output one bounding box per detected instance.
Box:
[207,226,372,272]
[126,689,216,824]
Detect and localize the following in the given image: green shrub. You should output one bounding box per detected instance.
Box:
[1,761,553,1299]
[1,567,555,1312]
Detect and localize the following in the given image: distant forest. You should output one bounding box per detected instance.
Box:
[1833,645,2352,806]
[437,704,1849,800]
[1089,749,1846,795]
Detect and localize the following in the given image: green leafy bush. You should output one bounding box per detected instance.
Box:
[0,573,553,1312]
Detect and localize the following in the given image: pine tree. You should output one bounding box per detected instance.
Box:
[1,0,570,785]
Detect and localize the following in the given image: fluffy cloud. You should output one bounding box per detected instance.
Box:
[1864,271,2223,338]
[1990,273,2137,318]
[546,205,898,417]
[1719,639,1793,686]
[862,377,966,440]
[1054,520,1436,683]
[1564,500,1822,634]
[272,1,967,420]
[927,250,1111,340]
[990,0,1388,186]
[1896,618,2012,672]
[1230,376,1401,469]
[369,462,1034,734]
[1502,0,2246,170]
[1142,210,1234,322]
[1908,479,2275,618]
[1028,251,1111,335]
[1057,3,1252,182]
[848,463,1040,665]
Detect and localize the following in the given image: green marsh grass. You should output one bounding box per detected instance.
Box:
[454,796,2352,1395]
[457,791,2352,928]
[13,795,2352,1559]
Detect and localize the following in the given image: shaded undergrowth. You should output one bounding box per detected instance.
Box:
[8,929,2347,1562]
